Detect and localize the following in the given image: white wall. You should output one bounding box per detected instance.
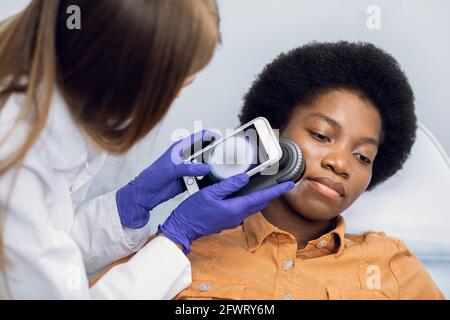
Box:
[0,0,29,18]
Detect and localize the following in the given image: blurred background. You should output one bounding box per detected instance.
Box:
[1,0,449,296]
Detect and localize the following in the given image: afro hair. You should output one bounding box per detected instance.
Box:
[239,41,417,191]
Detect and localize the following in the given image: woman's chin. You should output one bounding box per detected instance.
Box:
[282,189,340,222]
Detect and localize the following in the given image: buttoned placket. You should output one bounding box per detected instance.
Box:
[273,233,297,300]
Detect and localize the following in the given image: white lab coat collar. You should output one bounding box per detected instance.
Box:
[41,89,102,170]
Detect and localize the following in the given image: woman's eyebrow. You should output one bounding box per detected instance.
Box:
[306,112,379,147]
[356,136,379,147]
[306,112,341,131]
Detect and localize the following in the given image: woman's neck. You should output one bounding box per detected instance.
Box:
[262,197,335,250]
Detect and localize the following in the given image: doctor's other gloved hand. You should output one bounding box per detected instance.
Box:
[116,130,219,229]
[158,174,295,253]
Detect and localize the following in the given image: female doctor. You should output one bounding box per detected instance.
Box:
[0,0,294,299]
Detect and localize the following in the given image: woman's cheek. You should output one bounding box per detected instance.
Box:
[301,140,328,164]
[353,165,373,193]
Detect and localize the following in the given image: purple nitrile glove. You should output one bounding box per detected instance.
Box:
[116,130,219,228]
[158,173,295,253]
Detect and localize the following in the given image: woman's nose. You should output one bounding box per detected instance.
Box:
[321,152,349,178]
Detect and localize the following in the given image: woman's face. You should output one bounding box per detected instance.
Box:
[281,89,382,222]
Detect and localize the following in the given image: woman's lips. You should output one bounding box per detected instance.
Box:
[307,178,341,200]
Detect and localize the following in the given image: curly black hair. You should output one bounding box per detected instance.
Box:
[239,41,417,191]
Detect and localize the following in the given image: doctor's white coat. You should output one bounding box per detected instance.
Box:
[0,90,191,299]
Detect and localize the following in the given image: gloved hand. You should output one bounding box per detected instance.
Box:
[158,173,295,253]
[116,130,219,228]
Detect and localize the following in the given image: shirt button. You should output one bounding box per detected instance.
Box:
[283,293,293,300]
[199,283,211,292]
[283,260,293,271]
[316,240,328,249]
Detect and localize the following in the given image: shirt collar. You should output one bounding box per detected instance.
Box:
[243,213,347,258]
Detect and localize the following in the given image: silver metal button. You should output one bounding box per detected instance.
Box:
[283,260,293,271]
[316,240,328,249]
[283,293,293,300]
[199,283,211,291]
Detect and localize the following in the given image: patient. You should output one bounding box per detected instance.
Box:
[174,41,444,300]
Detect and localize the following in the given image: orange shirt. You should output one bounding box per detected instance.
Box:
[175,213,444,300]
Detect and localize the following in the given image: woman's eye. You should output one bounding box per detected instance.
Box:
[356,154,372,165]
[310,131,330,142]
